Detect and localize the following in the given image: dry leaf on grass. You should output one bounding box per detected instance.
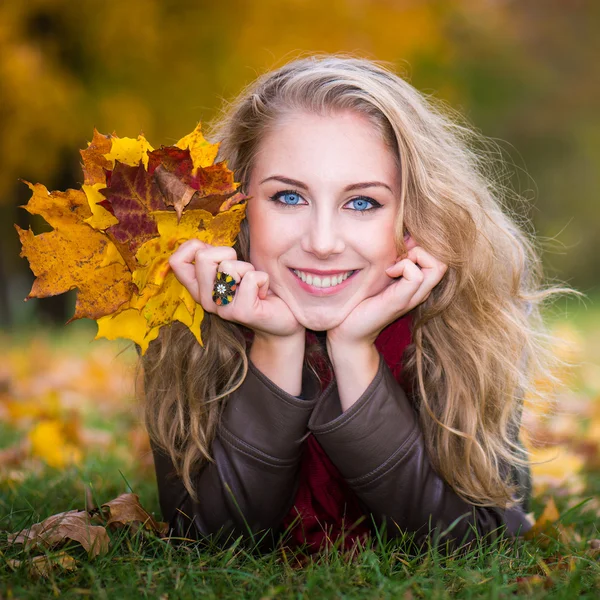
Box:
[524,497,582,548]
[8,509,110,557]
[6,492,167,578]
[8,551,78,579]
[101,492,168,535]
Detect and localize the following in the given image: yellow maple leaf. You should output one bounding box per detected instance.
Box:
[95,308,161,355]
[176,123,219,172]
[21,183,91,227]
[133,208,211,293]
[83,183,118,230]
[105,134,154,168]
[16,224,133,322]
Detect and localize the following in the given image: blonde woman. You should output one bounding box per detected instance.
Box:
[143,55,549,552]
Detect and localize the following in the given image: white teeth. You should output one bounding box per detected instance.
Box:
[293,269,354,288]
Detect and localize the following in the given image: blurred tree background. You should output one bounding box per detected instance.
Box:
[1,0,598,327]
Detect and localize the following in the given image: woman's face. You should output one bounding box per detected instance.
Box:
[246,109,402,331]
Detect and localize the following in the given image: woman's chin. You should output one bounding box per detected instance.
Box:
[294,310,347,333]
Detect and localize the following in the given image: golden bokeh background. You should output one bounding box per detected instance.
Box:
[1,0,599,326]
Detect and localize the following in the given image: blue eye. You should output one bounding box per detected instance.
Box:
[347,197,380,211]
[270,190,304,206]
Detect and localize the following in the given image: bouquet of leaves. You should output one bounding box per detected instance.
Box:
[15,125,247,353]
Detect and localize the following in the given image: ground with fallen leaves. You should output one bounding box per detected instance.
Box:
[0,302,599,598]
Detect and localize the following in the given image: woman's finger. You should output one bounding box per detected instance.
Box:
[233,270,270,312]
[169,240,211,301]
[406,245,447,281]
[212,260,256,308]
[385,257,425,286]
[407,246,447,278]
[216,259,256,284]
[405,246,447,308]
[193,246,238,309]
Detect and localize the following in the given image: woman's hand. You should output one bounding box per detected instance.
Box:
[169,240,304,340]
[326,245,447,410]
[328,245,448,348]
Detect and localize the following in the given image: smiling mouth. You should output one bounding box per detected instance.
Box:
[291,269,357,289]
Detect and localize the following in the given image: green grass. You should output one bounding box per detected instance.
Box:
[1,298,600,598]
[2,444,599,597]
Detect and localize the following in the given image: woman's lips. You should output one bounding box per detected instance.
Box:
[289,268,359,296]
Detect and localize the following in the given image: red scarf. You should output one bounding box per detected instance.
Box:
[281,315,413,551]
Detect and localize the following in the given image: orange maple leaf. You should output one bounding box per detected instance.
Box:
[17,125,247,354]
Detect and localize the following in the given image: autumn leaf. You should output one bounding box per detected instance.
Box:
[101,492,168,535]
[8,510,110,558]
[83,182,119,231]
[106,133,154,169]
[80,129,113,186]
[176,122,219,171]
[149,146,239,221]
[524,497,581,547]
[21,183,92,226]
[148,146,194,180]
[17,124,247,354]
[16,223,134,322]
[8,552,78,580]
[101,161,166,256]
[95,308,161,355]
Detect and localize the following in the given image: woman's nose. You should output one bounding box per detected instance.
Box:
[300,210,345,258]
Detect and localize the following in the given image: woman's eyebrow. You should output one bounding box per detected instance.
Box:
[259,175,393,193]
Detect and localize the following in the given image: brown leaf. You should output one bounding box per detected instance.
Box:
[154,165,197,222]
[8,510,110,557]
[8,551,78,579]
[187,193,237,216]
[524,497,581,547]
[101,492,167,535]
[80,129,113,186]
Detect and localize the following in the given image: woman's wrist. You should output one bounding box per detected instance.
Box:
[326,338,380,411]
[249,329,306,396]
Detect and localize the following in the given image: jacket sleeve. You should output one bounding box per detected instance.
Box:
[150,359,320,546]
[308,353,533,549]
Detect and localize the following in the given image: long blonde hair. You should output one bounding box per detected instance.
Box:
[143,55,565,508]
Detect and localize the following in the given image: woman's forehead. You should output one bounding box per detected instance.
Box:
[251,110,399,187]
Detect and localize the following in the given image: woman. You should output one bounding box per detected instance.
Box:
[143,55,551,552]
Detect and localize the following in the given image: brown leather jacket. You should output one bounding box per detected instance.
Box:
[151,353,533,549]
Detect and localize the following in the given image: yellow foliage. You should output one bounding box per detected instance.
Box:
[28,420,82,469]
[176,123,220,172]
[95,308,161,355]
[83,183,119,230]
[17,125,246,353]
[104,134,154,169]
[527,444,586,496]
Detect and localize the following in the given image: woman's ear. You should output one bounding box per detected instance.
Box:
[403,231,418,251]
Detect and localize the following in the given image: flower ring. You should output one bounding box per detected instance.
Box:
[212,271,237,306]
